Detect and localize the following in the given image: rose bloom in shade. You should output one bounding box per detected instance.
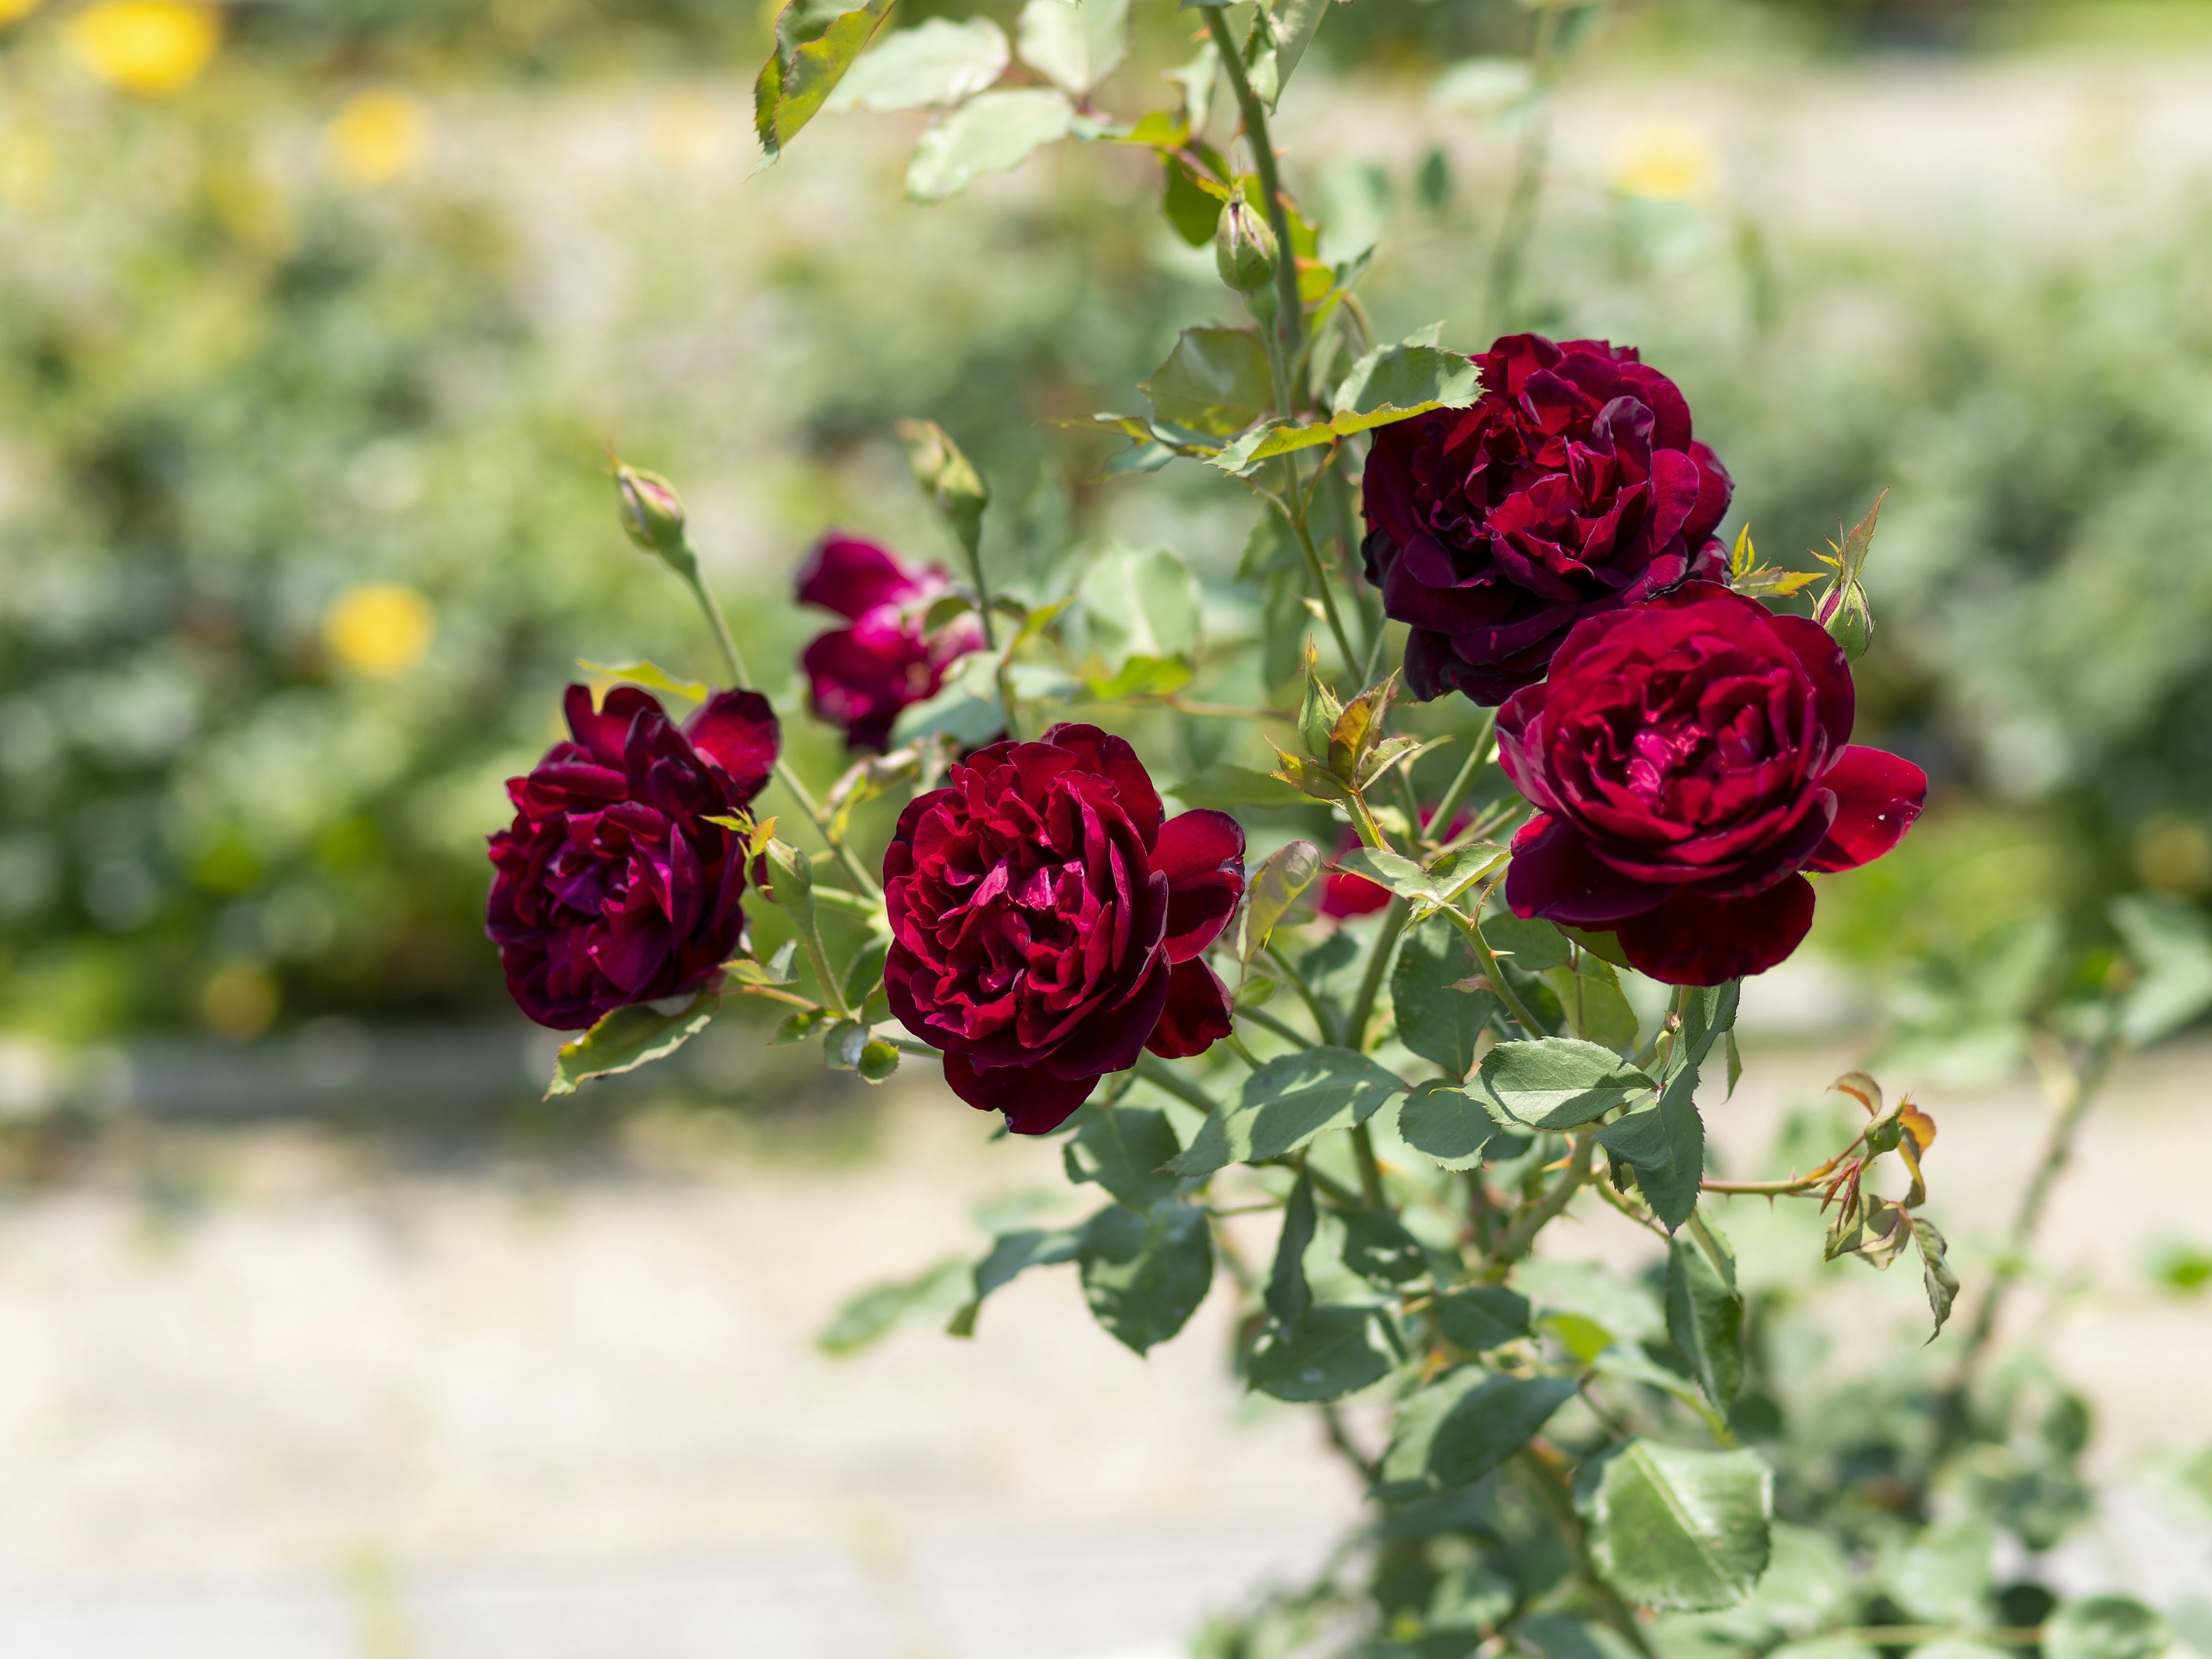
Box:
[1497,582,1926,986]
[487,684,779,1028]
[1362,332,1733,706]
[884,724,1246,1134]
[796,534,986,753]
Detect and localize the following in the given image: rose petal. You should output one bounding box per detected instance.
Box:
[1146,957,1234,1059]
[1153,809,1245,961]
[1039,723,1164,847]
[1505,813,1669,926]
[684,690,780,800]
[1615,874,1817,986]
[794,534,931,621]
[1806,746,1927,872]
[942,1051,1097,1134]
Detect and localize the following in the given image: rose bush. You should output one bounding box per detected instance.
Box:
[486,683,779,1027]
[882,722,1245,1133]
[796,533,985,752]
[1362,332,1734,706]
[1498,581,1927,984]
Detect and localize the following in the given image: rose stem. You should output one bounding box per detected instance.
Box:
[1204,8,1304,376]
[1342,899,1408,1054]
[1237,1003,1309,1048]
[1132,1051,1224,1116]
[1440,903,1550,1039]
[1350,1126,1387,1210]
[1490,1133,1592,1263]
[670,538,884,903]
[1423,710,1498,841]
[1516,1444,1660,1659]
[1263,944,1340,1046]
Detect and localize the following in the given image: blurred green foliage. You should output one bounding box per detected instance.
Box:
[3,0,2212,1049]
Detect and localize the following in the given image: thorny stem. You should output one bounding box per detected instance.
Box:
[1343,899,1410,1054]
[1491,1134,1593,1263]
[673,546,885,903]
[1266,944,1341,1046]
[1441,898,1550,1039]
[1283,493,1363,675]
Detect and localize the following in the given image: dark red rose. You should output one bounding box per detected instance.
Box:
[1362,332,1734,706]
[487,684,779,1028]
[883,723,1245,1134]
[1317,810,1474,919]
[797,534,986,753]
[1497,582,1925,986]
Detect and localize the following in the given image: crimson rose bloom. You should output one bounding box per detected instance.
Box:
[487,683,779,1028]
[1498,582,1926,986]
[1362,332,1733,706]
[884,724,1245,1134]
[797,534,986,752]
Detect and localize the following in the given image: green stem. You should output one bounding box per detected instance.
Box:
[1516,1445,1657,1659]
[673,543,885,902]
[1238,1002,1310,1048]
[1265,944,1340,1046]
[1205,9,1305,382]
[1342,899,1408,1053]
[1134,1051,1225,1116]
[1423,710,1498,840]
[1491,1134,1592,1263]
[1350,1123,1387,1209]
[1282,498,1361,675]
[1441,903,1549,1039]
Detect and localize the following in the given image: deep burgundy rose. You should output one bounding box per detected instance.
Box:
[487,683,779,1028]
[1497,582,1926,986]
[884,723,1246,1134]
[797,534,986,753]
[1362,332,1734,706]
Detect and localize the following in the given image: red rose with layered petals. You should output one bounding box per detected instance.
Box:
[883,723,1245,1134]
[487,684,780,1027]
[1361,332,1733,706]
[1497,582,1926,986]
[797,534,986,753]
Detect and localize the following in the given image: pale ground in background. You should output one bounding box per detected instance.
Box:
[13,41,2212,1659]
[0,1020,2209,1659]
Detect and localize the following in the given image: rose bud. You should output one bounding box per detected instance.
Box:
[614,462,688,562]
[1215,197,1279,297]
[1496,581,1926,986]
[796,533,986,753]
[883,724,1247,1134]
[487,683,779,1028]
[1362,332,1734,707]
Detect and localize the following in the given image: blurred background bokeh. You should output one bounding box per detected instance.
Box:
[8,0,2212,1653]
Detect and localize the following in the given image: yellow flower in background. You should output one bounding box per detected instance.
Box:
[652,89,727,173]
[0,0,42,26]
[324,584,434,676]
[66,0,220,95]
[325,90,430,190]
[1611,119,1719,202]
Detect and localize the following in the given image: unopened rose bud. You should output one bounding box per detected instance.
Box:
[614,462,687,559]
[1214,198,1278,296]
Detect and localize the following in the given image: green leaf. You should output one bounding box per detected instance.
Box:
[1517,1616,1643,1659]
[1207,419,1339,476]
[1256,0,1331,109]
[1582,1441,1773,1612]
[1161,149,1224,245]
[753,0,899,169]
[1479,1038,1655,1130]
[1914,1214,1960,1341]
[1168,1047,1406,1175]
[828,16,1010,111]
[1335,846,1444,903]
[1085,652,1194,701]
[1548,955,1639,1055]
[1080,545,1203,667]
[546,993,717,1097]
[1377,1368,1578,1495]
[1880,1519,1995,1625]
[856,1038,899,1082]
[1483,912,1573,973]
[1233,838,1323,964]
[1393,926,1497,1083]
[1666,1231,1744,1411]
[887,680,1006,748]
[2112,893,2212,1046]
[897,415,991,560]
[1340,1208,1429,1286]
[1518,1257,1664,1344]
[1248,1304,1395,1402]
[1433,1285,1530,1353]
[1078,1199,1215,1355]
[1169,763,1309,811]
[1666,980,1743,1084]
[1397,1081,1499,1171]
[946,1224,1082,1336]
[1266,1168,1316,1324]
[576,658,710,702]
[842,935,891,1015]
[1560,923,1633,969]
[2045,1598,2171,1659]
[1330,343,1481,436]
[1063,1104,1182,1211]
[816,1257,970,1354]
[1429,55,1536,113]
[1015,0,1128,96]
[1142,326,1274,437]
[906,88,1075,203]
[1594,1066,1705,1229]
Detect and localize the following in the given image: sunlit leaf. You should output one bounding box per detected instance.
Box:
[576,658,710,702]
[1168,1046,1404,1175]
[1142,326,1275,437]
[753,0,900,169]
[546,992,717,1097]
[829,16,1010,111]
[1015,0,1129,96]
[1582,1441,1773,1611]
[906,88,1075,202]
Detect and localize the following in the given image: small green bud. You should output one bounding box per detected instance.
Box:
[613,462,687,559]
[1214,197,1278,296]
